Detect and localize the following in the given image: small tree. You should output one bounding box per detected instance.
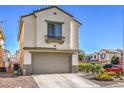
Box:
[78,49,85,61]
[111,56,119,65]
[0,45,2,48]
[90,63,96,74]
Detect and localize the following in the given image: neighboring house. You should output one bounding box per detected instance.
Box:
[98,49,121,64]
[89,52,98,61]
[4,49,11,67]
[116,49,123,63]
[16,50,20,64]
[18,6,81,74]
[89,49,122,64]
[0,24,5,67]
[10,55,17,64]
[84,55,91,62]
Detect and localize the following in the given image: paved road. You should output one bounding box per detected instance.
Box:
[33,74,100,88]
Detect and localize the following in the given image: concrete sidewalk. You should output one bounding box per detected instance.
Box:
[105,83,124,88]
[33,74,100,88]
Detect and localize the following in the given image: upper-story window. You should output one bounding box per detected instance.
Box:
[45,20,65,44]
[94,55,96,58]
[100,53,105,59]
[48,23,62,38]
[90,56,93,58]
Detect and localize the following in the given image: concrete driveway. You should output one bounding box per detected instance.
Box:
[33,74,100,88]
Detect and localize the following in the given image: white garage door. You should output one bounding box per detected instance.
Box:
[32,53,71,74]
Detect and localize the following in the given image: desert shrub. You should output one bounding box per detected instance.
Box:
[90,63,96,74]
[85,63,91,73]
[107,72,117,76]
[95,64,102,74]
[100,69,107,74]
[103,64,112,69]
[0,45,2,48]
[79,63,86,71]
[100,74,112,79]
[79,63,102,74]
[13,70,18,75]
[95,73,113,81]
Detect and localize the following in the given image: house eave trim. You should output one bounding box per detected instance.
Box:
[23,47,79,54]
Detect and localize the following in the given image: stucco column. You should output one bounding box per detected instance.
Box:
[23,50,32,74]
[72,52,79,73]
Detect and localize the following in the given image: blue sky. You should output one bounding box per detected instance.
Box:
[0,5,123,54]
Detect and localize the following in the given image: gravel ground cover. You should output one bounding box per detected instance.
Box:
[0,73,38,88]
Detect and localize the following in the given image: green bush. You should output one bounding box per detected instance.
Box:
[0,45,2,48]
[111,56,119,65]
[95,64,102,74]
[90,63,96,74]
[79,63,102,74]
[79,64,84,71]
[13,70,18,75]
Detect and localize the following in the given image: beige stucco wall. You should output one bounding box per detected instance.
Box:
[21,8,79,50]
[23,50,31,65]
[19,22,24,65]
[35,8,72,49]
[22,16,36,47]
[72,52,78,65]
[70,21,80,50]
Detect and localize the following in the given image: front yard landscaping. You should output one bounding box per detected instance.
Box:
[82,73,124,87]
[0,73,38,88]
[79,56,124,87]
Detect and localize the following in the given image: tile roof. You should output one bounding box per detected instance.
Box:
[20,6,81,24]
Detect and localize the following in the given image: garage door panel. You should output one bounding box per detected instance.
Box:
[32,53,71,74]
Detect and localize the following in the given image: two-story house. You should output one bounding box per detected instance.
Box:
[98,49,121,64]
[89,49,122,65]
[89,52,98,61]
[18,6,81,74]
[0,24,5,67]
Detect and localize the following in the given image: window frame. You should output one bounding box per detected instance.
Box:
[46,20,64,38]
[100,53,105,59]
[47,23,62,37]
